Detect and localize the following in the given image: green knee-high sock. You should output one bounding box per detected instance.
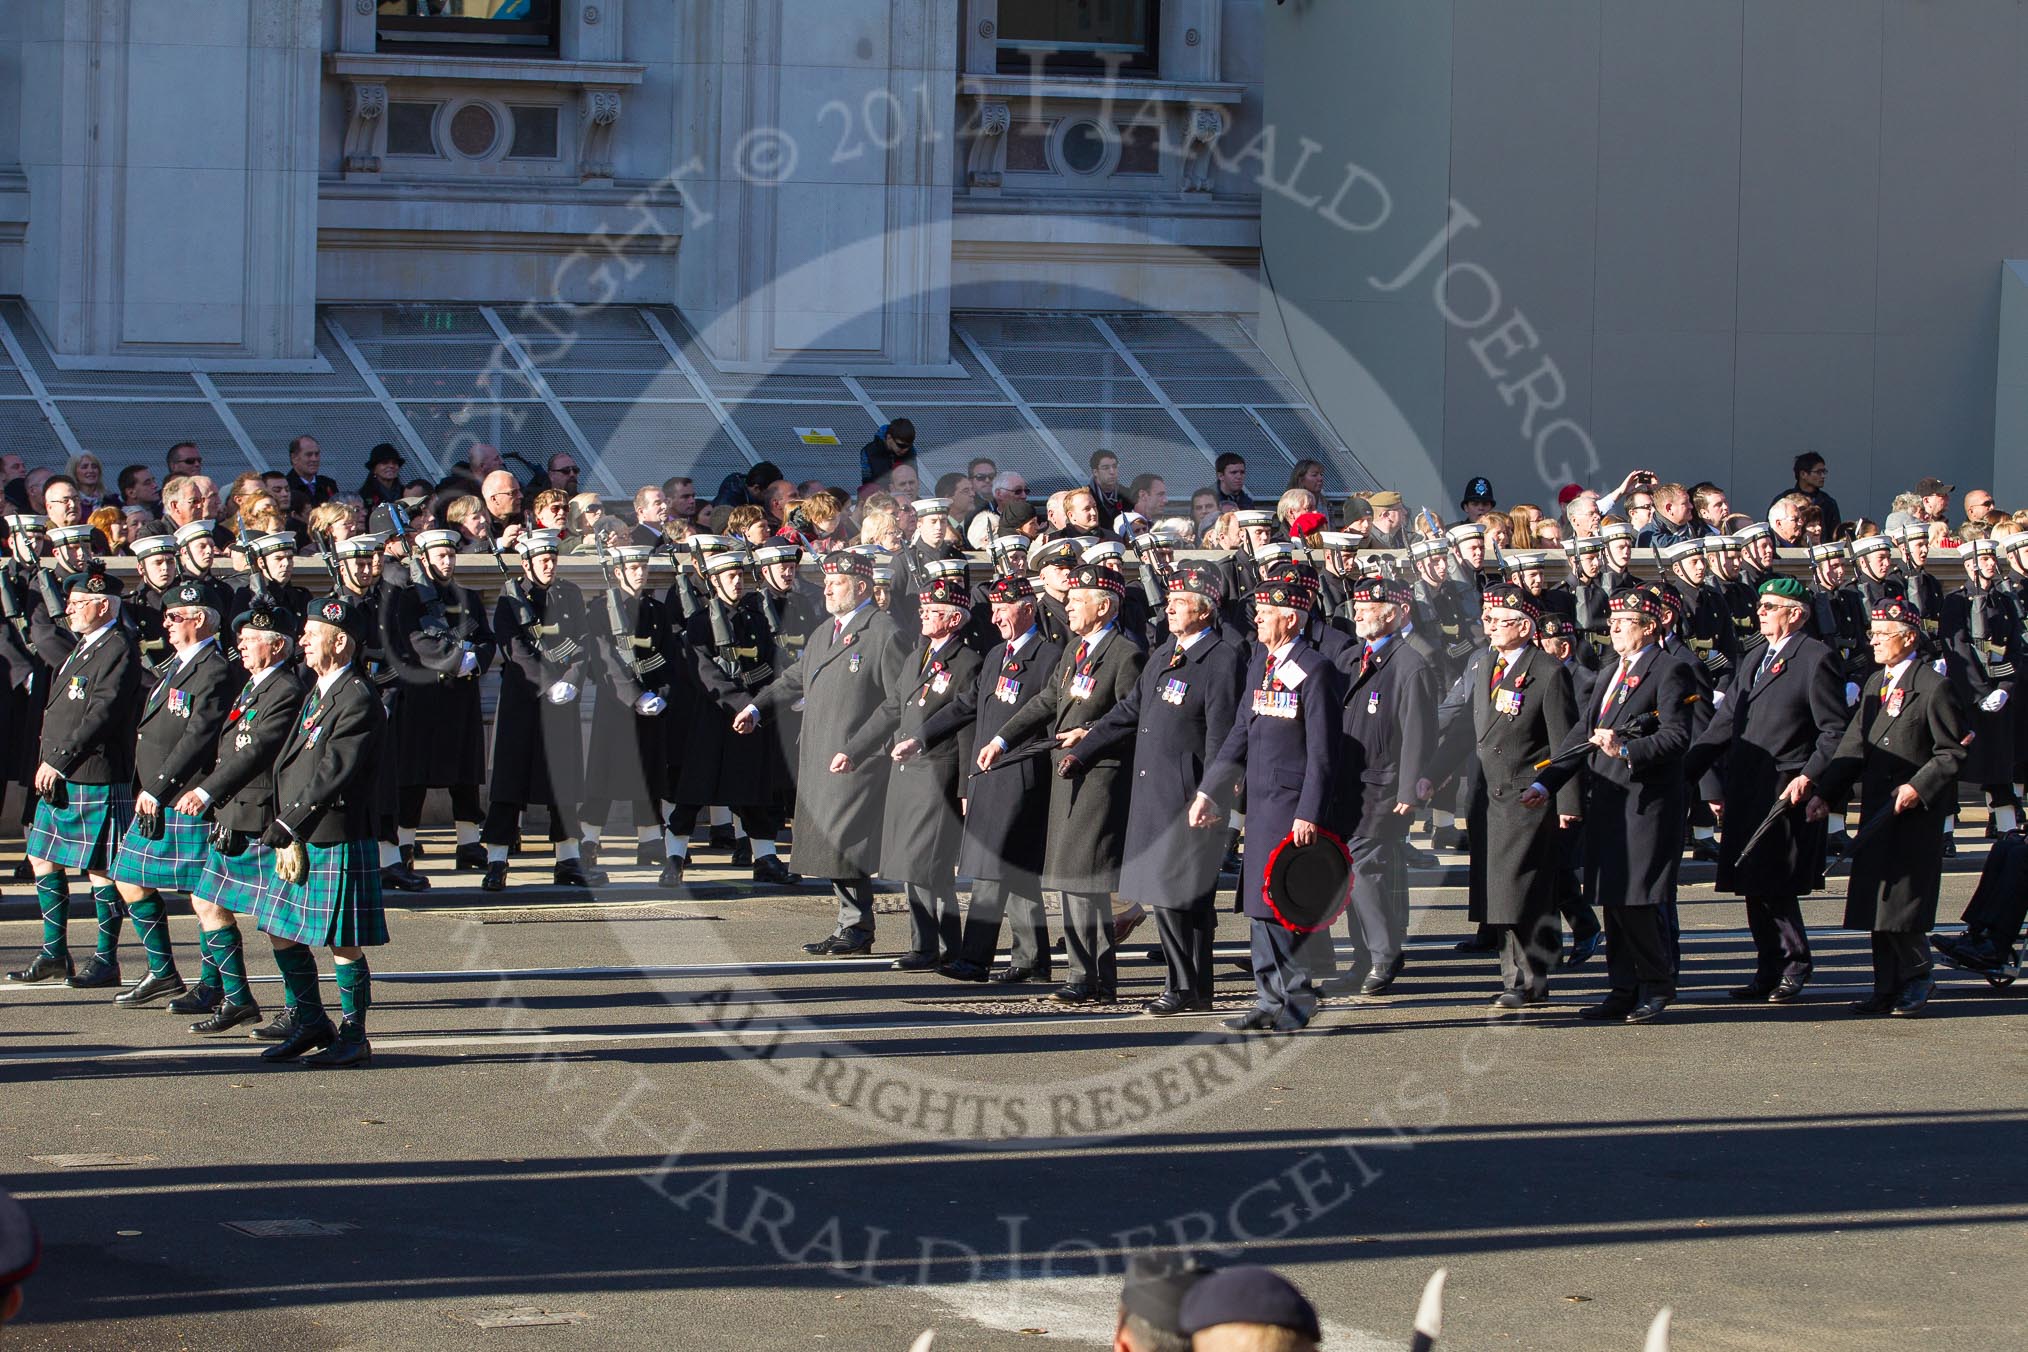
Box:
[35,873,69,958]
[333,958,370,1029]
[272,945,324,1018]
[92,884,123,959]
[209,928,252,1007]
[128,892,177,978]
[197,920,221,989]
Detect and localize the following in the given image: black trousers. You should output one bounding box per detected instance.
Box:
[1869,931,1931,995]
[1604,906,1674,997]
[1743,893,1812,982]
[832,879,876,936]
[957,878,1050,972]
[668,803,783,841]
[1499,907,1561,998]
[1249,919,1318,1027]
[1056,890,1116,993]
[397,784,482,830]
[481,798,578,845]
[904,881,962,959]
[1155,904,1216,1002]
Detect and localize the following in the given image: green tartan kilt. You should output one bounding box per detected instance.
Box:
[25,782,134,873]
[107,806,212,892]
[252,840,389,949]
[193,836,273,915]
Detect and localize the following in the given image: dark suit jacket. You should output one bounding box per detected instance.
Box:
[40,624,141,784]
[196,665,310,834]
[1333,633,1439,838]
[274,666,385,846]
[956,630,1063,888]
[1201,639,1341,921]
[132,640,237,802]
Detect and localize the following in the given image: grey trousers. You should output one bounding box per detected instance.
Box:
[1056,890,1116,992]
[958,878,1049,971]
[833,879,875,935]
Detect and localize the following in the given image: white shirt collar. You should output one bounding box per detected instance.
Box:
[1006,626,1037,657]
[315,663,353,697]
[1177,626,1211,653]
[1076,622,1116,656]
[1885,655,1916,685]
[247,662,281,689]
[170,634,217,672]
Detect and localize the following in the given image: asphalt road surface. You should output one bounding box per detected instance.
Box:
[3,834,2024,1351]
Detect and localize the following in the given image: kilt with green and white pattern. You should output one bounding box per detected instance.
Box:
[107,806,211,892]
[193,835,273,915]
[25,782,134,872]
[252,839,389,948]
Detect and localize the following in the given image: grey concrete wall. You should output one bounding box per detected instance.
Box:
[1259,0,2028,523]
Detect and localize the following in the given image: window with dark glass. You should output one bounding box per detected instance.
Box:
[377,1,561,56]
[996,0,1160,76]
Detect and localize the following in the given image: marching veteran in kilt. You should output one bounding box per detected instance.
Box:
[174,599,309,1035]
[7,568,140,988]
[1806,598,1968,1016]
[104,581,237,1007]
[249,594,389,1067]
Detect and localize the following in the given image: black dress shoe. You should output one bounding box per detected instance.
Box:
[1399,844,1440,870]
[803,929,874,957]
[1558,931,1604,969]
[709,824,737,851]
[191,1001,261,1034]
[989,964,1050,984]
[1224,1008,1276,1033]
[260,1014,337,1062]
[455,842,489,870]
[168,982,222,1015]
[1491,990,1545,1011]
[1848,992,1896,1015]
[1052,983,1098,1005]
[251,1007,301,1041]
[304,1022,372,1068]
[633,840,662,868]
[114,970,187,1007]
[1144,992,1210,1017]
[68,955,121,989]
[1891,975,1934,1016]
[1937,935,2008,973]
[1356,973,1395,999]
[7,953,74,984]
[752,855,800,886]
[937,960,990,982]
[480,861,509,892]
[658,858,688,888]
[1686,837,1721,862]
[1580,998,1636,1021]
[1940,835,1957,858]
[1453,932,1499,955]
[1432,826,1471,851]
[1768,978,1807,1003]
[10,859,30,882]
[730,839,753,867]
[1729,980,1776,1001]
[1624,995,1670,1024]
[379,862,431,893]
[890,951,938,972]
[553,858,600,888]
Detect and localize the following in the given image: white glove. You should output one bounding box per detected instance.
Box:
[1710,690,1726,709]
[545,680,578,705]
[1844,682,1860,708]
[635,692,667,717]
[457,648,479,678]
[1981,688,2009,713]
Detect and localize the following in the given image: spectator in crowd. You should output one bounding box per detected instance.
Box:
[1621,481,1657,537]
[1087,449,1124,529]
[1781,451,1841,538]
[1358,491,1403,547]
[1560,484,1601,537]
[529,488,569,535]
[115,464,160,514]
[1480,509,1513,553]
[859,503,903,551]
[42,475,87,529]
[166,440,203,480]
[1064,486,1106,535]
[1637,482,1703,548]
[1507,501,1545,547]
[662,475,700,526]
[21,466,51,513]
[1044,489,1070,532]
[88,505,127,553]
[358,443,407,509]
[965,457,997,519]
[1213,452,1252,510]
[1691,481,1730,532]
[482,470,524,544]
[886,459,921,504]
[1963,487,1998,525]
[1285,458,1326,498]
[0,451,25,510]
[934,472,977,526]
[304,499,361,551]
[566,492,605,541]
[283,434,337,519]
[1128,472,1168,522]
[443,495,490,551]
[1770,491,1810,547]
[528,451,581,497]
[1191,487,1222,542]
[1914,475,1953,525]
[727,504,769,546]
[965,469,1031,548]
[66,453,108,511]
[860,416,916,486]
[1534,517,1563,546]
[631,484,670,547]
[1883,491,1922,535]
[1274,488,1317,532]
[712,459,786,512]
[467,443,504,481]
[1460,476,1498,521]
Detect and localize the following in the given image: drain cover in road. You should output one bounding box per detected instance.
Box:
[222,1219,357,1238]
[29,1154,157,1167]
[468,1308,592,1328]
